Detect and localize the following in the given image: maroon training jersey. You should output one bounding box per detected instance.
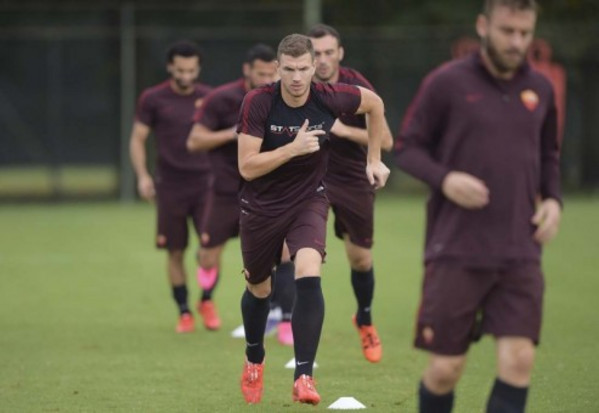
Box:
[136,80,212,181]
[193,78,247,195]
[237,81,361,217]
[326,66,375,186]
[396,52,561,267]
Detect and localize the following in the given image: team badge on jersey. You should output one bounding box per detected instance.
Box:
[194,98,204,109]
[520,89,539,111]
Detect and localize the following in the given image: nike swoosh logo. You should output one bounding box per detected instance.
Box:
[296,360,310,366]
[246,342,260,347]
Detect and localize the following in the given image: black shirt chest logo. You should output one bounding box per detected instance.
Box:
[269,122,326,137]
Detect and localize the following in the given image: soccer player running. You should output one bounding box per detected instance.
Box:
[395,1,562,412]
[186,44,281,333]
[129,41,213,334]
[236,34,389,405]
[308,24,394,363]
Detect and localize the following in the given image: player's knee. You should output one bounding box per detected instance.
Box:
[198,249,219,268]
[345,242,372,271]
[349,254,372,272]
[426,357,465,391]
[294,248,322,276]
[500,342,536,377]
[168,250,184,263]
[246,278,272,299]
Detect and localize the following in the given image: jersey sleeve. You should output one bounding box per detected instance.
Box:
[193,92,221,131]
[348,69,376,92]
[395,69,452,189]
[237,89,271,139]
[316,82,361,118]
[539,87,562,204]
[135,90,155,127]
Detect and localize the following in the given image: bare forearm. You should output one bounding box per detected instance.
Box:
[130,139,150,179]
[366,103,385,163]
[337,123,369,146]
[187,127,236,151]
[239,145,294,181]
[336,117,393,152]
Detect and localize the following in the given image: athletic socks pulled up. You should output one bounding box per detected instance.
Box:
[172,285,190,315]
[241,288,271,364]
[292,277,324,380]
[273,261,295,322]
[351,268,374,326]
[419,381,454,413]
[486,378,528,413]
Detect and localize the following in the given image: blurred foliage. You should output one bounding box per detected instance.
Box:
[322,0,599,26]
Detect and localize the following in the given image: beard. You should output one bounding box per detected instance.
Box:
[173,77,194,90]
[315,65,334,82]
[483,35,526,74]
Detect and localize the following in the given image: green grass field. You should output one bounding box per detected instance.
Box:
[1,195,597,412]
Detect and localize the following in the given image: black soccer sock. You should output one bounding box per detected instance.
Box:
[292,277,324,380]
[241,288,271,364]
[172,285,190,315]
[201,270,220,302]
[486,378,528,413]
[273,261,295,322]
[351,267,375,326]
[419,381,454,413]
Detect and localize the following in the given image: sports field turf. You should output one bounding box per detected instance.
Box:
[1,195,597,412]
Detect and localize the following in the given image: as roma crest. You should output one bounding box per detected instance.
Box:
[194,98,204,109]
[520,89,539,111]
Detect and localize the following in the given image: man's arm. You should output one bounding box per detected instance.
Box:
[395,73,488,208]
[129,121,155,201]
[331,116,394,151]
[187,123,237,152]
[238,120,324,181]
[354,86,390,189]
[533,91,562,244]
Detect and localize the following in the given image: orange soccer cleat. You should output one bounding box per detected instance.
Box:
[175,313,194,333]
[352,314,382,363]
[197,300,221,331]
[240,359,265,404]
[292,374,321,405]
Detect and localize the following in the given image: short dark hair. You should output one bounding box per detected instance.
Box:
[483,0,538,16]
[307,24,342,46]
[245,43,276,65]
[277,34,314,60]
[166,40,203,64]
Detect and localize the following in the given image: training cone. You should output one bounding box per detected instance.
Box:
[230,324,245,338]
[328,397,366,409]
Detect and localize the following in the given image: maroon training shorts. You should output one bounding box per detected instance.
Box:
[326,182,374,249]
[240,194,328,284]
[414,259,545,355]
[155,179,210,251]
[200,192,240,248]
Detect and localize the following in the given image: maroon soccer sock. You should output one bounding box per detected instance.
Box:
[241,289,270,363]
[292,277,324,380]
[486,378,528,413]
[172,285,190,315]
[419,381,454,413]
[351,268,374,326]
[273,261,295,322]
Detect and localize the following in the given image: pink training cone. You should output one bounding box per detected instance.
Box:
[197,267,218,290]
